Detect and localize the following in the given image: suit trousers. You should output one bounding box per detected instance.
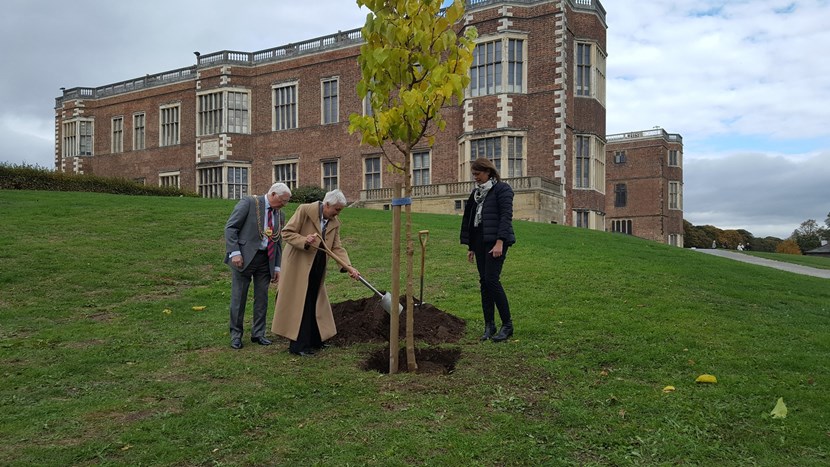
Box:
[473,242,511,326]
[229,249,271,339]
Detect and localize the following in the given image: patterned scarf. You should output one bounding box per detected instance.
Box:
[473,178,495,227]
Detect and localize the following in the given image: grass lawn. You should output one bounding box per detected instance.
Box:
[741,251,830,270]
[1,190,828,466]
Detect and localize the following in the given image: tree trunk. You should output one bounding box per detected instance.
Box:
[389,182,402,374]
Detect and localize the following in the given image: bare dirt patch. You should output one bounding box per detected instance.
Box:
[329,295,466,374]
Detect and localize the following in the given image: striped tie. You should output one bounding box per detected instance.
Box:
[267,208,275,264]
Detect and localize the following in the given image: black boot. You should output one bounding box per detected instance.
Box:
[491,321,513,342]
[480,322,496,341]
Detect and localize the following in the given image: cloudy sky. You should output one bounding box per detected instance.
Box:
[2,0,828,239]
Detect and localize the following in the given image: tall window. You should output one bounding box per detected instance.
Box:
[575,41,607,105]
[111,117,123,153]
[322,160,338,191]
[574,134,605,191]
[198,167,223,198]
[470,37,526,96]
[322,78,339,124]
[668,149,681,167]
[464,134,525,178]
[412,151,430,186]
[611,219,633,235]
[160,105,180,147]
[227,91,249,133]
[614,183,627,207]
[274,161,298,190]
[159,171,180,188]
[62,119,94,157]
[669,181,682,210]
[364,157,381,189]
[197,90,250,136]
[575,211,589,228]
[198,92,222,136]
[363,90,374,117]
[78,121,93,155]
[273,84,297,130]
[133,113,145,150]
[227,166,249,200]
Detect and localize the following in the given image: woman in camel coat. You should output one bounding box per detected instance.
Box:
[271,189,359,356]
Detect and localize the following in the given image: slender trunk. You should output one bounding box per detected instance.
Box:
[404,148,417,372]
[389,182,402,374]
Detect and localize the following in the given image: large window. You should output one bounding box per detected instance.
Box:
[669,181,682,210]
[61,119,94,157]
[111,117,123,153]
[227,91,249,133]
[198,90,250,136]
[574,135,606,191]
[611,219,633,235]
[668,149,681,167]
[322,78,339,124]
[465,134,525,179]
[159,171,180,189]
[364,157,381,190]
[614,183,627,207]
[197,165,249,199]
[227,166,249,200]
[160,105,180,147]
[575,41,607,105]
[412,151,430,186]
[322,160,339,191]
[470,37,526,97]
[273,83,298,130]
[274,160,298,190]
[133,113,145,150]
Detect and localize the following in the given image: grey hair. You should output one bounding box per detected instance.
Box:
[268,183,292,197]
[323,189,347,207]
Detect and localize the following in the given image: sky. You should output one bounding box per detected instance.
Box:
[2,0,828,239]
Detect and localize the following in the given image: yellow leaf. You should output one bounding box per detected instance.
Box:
[770,397,787,419]
[162,309,172,315]
[695,374,717,384]
[662,386,676,393]
[121,444,132,451]
[192,306,206,311]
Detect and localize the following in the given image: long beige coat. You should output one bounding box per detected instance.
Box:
[270,202,352,341]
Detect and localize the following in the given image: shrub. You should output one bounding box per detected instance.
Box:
[775,239,802,255]
[291,185,326,203]
[0,163,197,197]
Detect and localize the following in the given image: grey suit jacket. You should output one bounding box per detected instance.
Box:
[224,195,285,279]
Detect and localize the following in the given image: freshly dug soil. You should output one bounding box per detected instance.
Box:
[329,295,466,375]
[329,296,466,346]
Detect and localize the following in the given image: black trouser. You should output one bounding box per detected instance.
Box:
[229,249,271,339]
[290,249,326,353]
[473,241,511,325]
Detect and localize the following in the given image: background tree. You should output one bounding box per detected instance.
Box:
[790,219,824,253]
[349,0,477,373]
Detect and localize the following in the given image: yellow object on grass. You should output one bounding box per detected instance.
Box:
[695,374,717,384]
[770,397,787,419]
[192,306,206,311]
[662,386,676,393]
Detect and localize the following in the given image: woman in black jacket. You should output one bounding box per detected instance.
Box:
[460,158,516,342]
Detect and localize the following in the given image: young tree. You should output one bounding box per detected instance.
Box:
[349,0,477,373]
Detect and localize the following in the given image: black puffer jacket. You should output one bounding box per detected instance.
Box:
[460,180,516,247]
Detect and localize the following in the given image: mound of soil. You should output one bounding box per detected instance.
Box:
[330,296,466,346]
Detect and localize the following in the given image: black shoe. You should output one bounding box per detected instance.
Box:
[480,322,497,341]
[289,349,315,357]
[230,337,243,350]
[251,336,272,346]
[492,322,513,342]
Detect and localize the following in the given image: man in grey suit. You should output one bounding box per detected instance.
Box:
[224,183,292,349]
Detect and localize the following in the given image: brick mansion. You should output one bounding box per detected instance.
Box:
[54,0,684,245]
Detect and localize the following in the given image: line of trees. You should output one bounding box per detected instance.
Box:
[684,212,830,254]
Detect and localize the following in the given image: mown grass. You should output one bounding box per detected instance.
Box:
[741,251,830,270]
[1,190,828,466]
